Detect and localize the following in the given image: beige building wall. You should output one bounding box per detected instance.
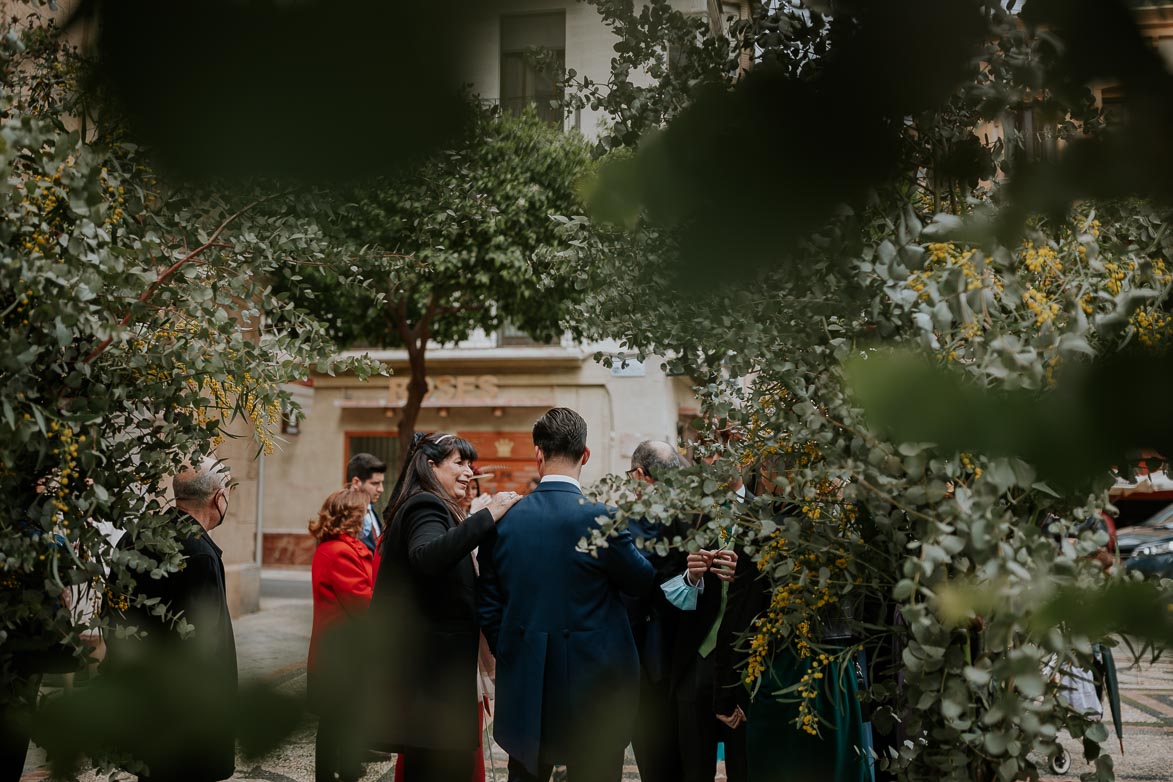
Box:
[260,346,693,566]
[203,421,264,617]
[458,0,710,142]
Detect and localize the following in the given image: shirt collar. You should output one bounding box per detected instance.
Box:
[734,484,746,499]
[541,474,582,491]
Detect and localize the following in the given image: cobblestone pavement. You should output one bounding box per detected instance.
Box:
[21,587,1173,781]
[1040,646,1173,782]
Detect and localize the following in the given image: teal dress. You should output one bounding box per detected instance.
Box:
[745,648,871,782]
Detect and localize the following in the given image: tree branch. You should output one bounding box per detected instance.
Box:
[83,197,270,365]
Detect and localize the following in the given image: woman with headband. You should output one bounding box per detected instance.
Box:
[368,432,521,782]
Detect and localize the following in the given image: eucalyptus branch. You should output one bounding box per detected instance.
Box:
[83,196,271,365]
[856,477,940,525]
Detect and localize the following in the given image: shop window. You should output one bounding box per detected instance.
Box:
[500,11,565,126]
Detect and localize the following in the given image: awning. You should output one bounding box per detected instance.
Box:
[1111,469,1173,498]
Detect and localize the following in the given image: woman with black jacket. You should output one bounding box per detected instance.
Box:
[368,432,520,782]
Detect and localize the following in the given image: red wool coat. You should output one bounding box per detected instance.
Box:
[308,534,374,677]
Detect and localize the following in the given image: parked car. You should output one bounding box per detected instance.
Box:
[1120,503,1173,579]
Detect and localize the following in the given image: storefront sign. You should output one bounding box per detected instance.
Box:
[388,374,500,402]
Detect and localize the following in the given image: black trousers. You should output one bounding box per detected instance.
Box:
[399,747,475,782]
[0,673,40,782]
[676,655,747,782]
[314,715,363,782]
[506,746,624,782]
[631,668,682,782]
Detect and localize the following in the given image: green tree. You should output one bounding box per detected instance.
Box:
[560,2,1173,781]
[0,13,364,743]
[285,105,593,462]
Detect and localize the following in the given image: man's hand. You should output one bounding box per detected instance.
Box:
[686,551,713,584]
[710,550,738,582]
[716,706,747,729]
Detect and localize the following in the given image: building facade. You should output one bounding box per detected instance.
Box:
[260,339,698,566]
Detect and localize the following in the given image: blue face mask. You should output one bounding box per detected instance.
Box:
[660,573,699,611]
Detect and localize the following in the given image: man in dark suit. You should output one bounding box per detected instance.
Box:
[103,457,238,782]
[346,452,386,553]
[477,408,655,782]
[625,440,721,782]
[669,459,750,782]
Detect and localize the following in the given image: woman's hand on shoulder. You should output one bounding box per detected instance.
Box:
[485,491,522,522]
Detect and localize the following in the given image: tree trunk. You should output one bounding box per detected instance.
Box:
[396,337,428,468]
[392,294,439,469]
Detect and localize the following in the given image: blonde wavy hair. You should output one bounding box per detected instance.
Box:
[308,488,369,542]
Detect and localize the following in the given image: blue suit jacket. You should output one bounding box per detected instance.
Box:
[477,481,655,772]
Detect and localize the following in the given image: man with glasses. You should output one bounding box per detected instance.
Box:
[625,441,733,782]
[104,456,239,782]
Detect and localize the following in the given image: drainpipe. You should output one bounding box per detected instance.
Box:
[255,449,265,566]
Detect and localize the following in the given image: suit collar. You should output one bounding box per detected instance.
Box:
[540,474,582,490]
[532,481,584,496]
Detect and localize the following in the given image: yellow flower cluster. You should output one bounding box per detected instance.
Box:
[903,217,1173,371]
[130,322,282,454]
[745,533,851,688]
[1102,260,1133,296]
[104,588,130,613]
[99,167,128,227]
[795,652,834,735]
[1021,242,1061,279]
[17,169,67,256]
[910,243,987,303]
[43,420,80,524]
[197,374,281,455]
[1131,307,1173,349]
[4,288,36,327]
[1022,287,1060,327]
[1150,257,1173,287]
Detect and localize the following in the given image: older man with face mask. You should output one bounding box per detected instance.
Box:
[103,456,239,782]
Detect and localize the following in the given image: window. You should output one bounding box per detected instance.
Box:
[500,11,565,126]
[496,321,559,347]
[1002,104,1057,165]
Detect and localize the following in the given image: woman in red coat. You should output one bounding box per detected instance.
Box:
[308,487,375,782]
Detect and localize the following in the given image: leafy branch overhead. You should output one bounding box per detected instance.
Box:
[274,103,593,459]
[0,14,373,730]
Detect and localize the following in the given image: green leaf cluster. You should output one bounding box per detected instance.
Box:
[0,18,365,702]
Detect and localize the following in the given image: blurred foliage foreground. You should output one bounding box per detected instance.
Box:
[0,10,373,777]
[565,1,1173,781]
[4,1,1173,781]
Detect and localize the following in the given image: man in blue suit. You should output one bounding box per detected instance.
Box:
[477,407,655,782]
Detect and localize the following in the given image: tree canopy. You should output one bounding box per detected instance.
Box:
[280,105,593,457]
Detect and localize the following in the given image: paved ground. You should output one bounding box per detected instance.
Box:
[1039,645,1173,782]
[21,570,1173,781]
